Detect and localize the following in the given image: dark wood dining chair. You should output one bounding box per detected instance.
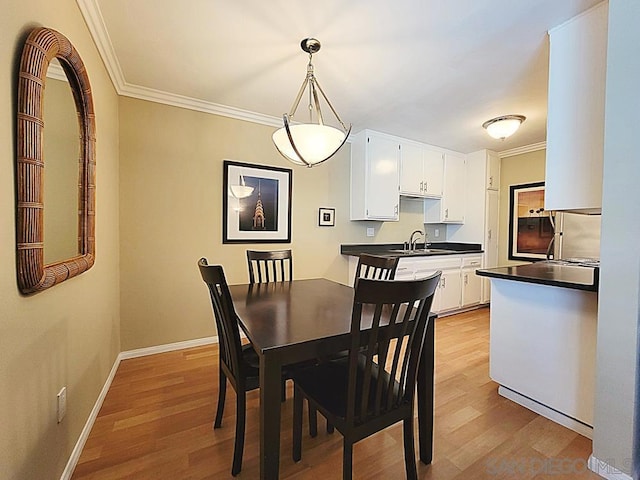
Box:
[198,258,259,476]
[354,253,399,283]
[246,249,292,283]
[291,271,441,480]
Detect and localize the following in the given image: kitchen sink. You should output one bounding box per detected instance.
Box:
[386,248,451,255]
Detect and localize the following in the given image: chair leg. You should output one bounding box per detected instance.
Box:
[214,368,226,429]
[308,403,318,438]
[293,386,303,462]
[231,390,246,476]
[326,418,334,434]
[343,440,353,480]
[281,377,287,402]
[402,417,418,480]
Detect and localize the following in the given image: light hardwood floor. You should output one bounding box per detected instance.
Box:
[71,307,601,479]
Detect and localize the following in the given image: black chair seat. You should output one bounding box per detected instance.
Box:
[293,357,401,424]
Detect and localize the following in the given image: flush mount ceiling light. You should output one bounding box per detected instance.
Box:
[482,114,526,140]
[272,38,351,167]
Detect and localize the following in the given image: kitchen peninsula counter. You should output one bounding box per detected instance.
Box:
[476,261,599,292]
[480,261,598,438]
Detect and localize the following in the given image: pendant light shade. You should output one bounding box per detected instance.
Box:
[482,114,526,140]
[272,38,351,167]
[273,123,347,166]
[228,175,254,199]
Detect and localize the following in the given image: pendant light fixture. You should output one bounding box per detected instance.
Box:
[482,114,526,140]
[228,175,254,199]
[272,38,351,167]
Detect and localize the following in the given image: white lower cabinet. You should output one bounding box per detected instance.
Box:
[396,254,483,314]
[438,270,462,312]
[462,256,483,307]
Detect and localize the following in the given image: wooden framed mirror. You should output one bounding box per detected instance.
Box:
[16,27,96,294]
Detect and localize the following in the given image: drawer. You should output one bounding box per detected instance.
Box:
[462,256,483,268]
[414,256,462,271]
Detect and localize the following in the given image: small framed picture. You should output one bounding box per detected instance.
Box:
[318,207,335,227]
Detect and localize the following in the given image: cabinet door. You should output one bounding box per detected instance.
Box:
[486,151,500,190]
[366,134,399,219]
[423,148,444,197]
[462,268,482,307]
[545,2,607,212]
[482,190,499,303]
[442,153,466,222]
[438,270,461,312]
[399,142,424,196]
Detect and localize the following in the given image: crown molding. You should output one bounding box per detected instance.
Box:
[46,61,67,82]
[76,0,126,91]
[499,141,547,158]
[118,83,282,127]
[76,0,282,128]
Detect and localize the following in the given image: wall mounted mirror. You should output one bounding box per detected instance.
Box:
[16,27,96,294]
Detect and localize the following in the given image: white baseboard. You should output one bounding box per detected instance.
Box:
[498,386,593,439]
[60,354,122,480]
[60,335,220,479]
[119,335,218,360]
[588,455,634,480]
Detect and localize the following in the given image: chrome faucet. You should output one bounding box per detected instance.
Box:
[409,230,424,251]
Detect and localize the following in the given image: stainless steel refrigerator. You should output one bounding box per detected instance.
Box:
[552,212,601,262]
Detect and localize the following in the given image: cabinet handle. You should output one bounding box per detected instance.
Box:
[394,204,398,215]
[464,273,468,285]
[424,180,428,193]
[445,208,449,219]
[489,176,493,188]
[442,277,446,288]
[488,229,492,240]
[420,181,423,192]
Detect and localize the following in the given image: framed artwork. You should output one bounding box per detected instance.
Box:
[223,160,292,243]
[318,207,335,227]
[508,181,553,261]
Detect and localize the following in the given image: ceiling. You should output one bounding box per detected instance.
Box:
[81,0,602,154]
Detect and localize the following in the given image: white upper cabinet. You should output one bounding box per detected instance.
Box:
[545,2,608,213]
[399,142,443,198]
[486,150,500,191]
[398,141,424,197]
[424,153,466,223]
[350,130,400,221]
[423,148,444,197]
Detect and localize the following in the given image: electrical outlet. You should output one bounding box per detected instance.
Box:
[434,229,440,238]
[366,227,375,237]
[57,387,67,423]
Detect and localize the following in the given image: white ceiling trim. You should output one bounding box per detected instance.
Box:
[119,83,282,127]
[46,62,67,82]
[499,141,547,158]
[76,0,282,128]
[76,0,126,91]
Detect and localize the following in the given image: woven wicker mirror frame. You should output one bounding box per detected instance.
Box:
[16,27,96,294]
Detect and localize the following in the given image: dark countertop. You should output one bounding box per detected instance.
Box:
[340,242,483,258]
[476,262,599,292]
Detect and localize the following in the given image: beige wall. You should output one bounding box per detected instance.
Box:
[118,97,428,350]
[498,149,546,266]
[0,2,120,479]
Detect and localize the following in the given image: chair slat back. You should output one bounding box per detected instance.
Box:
[354,254,399,284]
[246,249,293,283]
[198,258,244,382]
[346,272,441,425]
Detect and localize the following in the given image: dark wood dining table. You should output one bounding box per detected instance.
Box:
[229,278,436,479]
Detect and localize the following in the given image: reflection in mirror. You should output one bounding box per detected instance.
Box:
[44,59,81,265]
